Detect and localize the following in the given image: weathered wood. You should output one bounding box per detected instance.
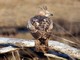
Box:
[49,40,80,58]
[0,37,35,47]
[0,46,18,54]
[0,37,80,59]
[44,53,67,60]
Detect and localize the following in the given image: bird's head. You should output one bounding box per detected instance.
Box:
[38,6,53,17]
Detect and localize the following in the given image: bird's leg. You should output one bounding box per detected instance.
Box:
[35,40,40,52]
[45,39,48,46]
[39,39,49,52]
[45,39,49,51]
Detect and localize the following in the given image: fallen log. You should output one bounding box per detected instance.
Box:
[48,41,80,59]
[0,37,35,47]
[0,37,80,59]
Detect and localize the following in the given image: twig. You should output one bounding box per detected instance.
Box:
[0,46,18,54]
[44,53,67,60]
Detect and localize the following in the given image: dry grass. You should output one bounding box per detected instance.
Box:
[0,0,80,27]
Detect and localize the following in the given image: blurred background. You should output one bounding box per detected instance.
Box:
[0,0,80,42]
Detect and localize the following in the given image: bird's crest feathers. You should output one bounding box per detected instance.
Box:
[38,6,53,17]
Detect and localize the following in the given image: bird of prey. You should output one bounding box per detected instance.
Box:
[27,6,53,52]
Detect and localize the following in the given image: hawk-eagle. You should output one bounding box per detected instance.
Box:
[27,6,53,52]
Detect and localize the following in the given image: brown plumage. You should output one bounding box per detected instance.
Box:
[27,6,53,52]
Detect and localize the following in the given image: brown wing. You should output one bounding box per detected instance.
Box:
[27,15,53,39]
